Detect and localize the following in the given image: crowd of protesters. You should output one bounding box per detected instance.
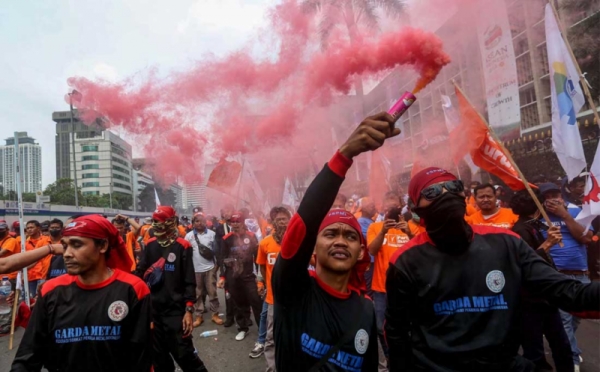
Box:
[0,112,598,372]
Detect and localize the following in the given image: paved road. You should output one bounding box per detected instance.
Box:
[0,289,598,371]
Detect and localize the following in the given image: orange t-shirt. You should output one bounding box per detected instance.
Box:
[367,222,410,293]
[124,232,140,271]
[139,224,151,239]
[255,235,281,305]
[0,235,20,279]
[178,225,187,237]
[26,236,45,281]
[408,220,425,236]
[34,236,54,280]
[465,208,518,229]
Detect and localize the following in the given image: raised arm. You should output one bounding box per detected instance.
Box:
[272,112,399,305]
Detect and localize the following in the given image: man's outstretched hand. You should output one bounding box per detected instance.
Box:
[339,112,400,159]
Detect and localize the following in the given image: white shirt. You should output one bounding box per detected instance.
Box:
[185,229,216,273]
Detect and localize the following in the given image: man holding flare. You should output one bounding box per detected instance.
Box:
[272,112,400,371]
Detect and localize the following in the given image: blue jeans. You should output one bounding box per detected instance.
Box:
[257,299,268,345]
[372,291,388,357]
[558,273,590,365]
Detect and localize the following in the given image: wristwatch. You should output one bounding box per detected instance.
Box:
[185,306,194,314]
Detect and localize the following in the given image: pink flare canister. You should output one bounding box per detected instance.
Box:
[387,91,416,122]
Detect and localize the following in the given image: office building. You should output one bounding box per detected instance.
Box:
[183,183,206,210]
[342,0,600,188]
[53,110,105,181]
[0,132,42,193]
[68,129,134,199]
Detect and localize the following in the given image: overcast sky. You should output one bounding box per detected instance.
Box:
[0,0,276,188]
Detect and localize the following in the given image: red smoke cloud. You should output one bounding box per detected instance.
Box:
[67,0,450,187]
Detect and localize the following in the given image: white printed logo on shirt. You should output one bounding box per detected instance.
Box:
[167,253,177,263]
[486,270,505,293]
[108,301,129,322]
[354,329,369,355]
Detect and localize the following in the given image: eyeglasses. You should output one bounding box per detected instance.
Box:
[420,180,464,201]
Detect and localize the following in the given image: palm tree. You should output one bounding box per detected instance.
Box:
[301,0,406,104]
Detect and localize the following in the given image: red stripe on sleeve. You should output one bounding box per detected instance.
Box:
[328,151,353,178]
[280,214,306,259]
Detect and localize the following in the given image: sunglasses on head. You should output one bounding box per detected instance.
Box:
[421,180,464,201]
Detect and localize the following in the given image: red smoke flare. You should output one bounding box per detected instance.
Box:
[67,0,450,187]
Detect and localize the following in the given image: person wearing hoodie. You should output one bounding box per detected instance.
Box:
[385,167,600,371]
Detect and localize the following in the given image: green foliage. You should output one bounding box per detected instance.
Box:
[43,178,80,206]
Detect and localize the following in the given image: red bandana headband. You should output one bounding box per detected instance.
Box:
[63,214,132,273]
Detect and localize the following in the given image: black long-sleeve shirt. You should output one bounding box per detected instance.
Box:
[219,231,259,282]
[272,151,378,372]
[385,225,600,371]
[134,237,196,316]
[12,270,152,372]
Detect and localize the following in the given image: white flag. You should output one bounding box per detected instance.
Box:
[546,4,586,181]
[576,143,600,228]
[154,188,161,207]
[282,177,299,209]
[441,95,479,176]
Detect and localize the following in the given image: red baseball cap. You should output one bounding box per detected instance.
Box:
[152,206,176,222]
[408,167,457,205]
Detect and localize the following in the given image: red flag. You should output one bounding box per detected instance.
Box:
[207,158,242,193]
[455,86,529,190]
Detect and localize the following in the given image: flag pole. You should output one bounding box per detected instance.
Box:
[548,1,600,127]
[451,81,558,230]
[235,158,245,210]
[8,288,20,350]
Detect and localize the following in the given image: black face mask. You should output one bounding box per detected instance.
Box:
[413,192,472,253]
[49,229,62,238]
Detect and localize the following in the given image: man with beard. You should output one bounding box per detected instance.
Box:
[11,214,152,372]
[385,167,600,371]
[249,206,291,367]
[272,113,397,371]
[112,214,141,272]
[134,206,206,372]
[217,212,261,341]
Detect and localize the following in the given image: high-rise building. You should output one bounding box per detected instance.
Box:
[0,132,42,193]
[52,110,105,181]
[132,169,154,212]
[170,183,184,210]
[183,183,206,210]
[69,129,134,199]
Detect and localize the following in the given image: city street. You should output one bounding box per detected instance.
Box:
[0,289,598,371]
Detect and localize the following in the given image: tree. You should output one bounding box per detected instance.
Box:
[22,193,36,202]
[112,192,133,211]
[138,185,176,212]
[302,0,406,98]
[43,178,81,206]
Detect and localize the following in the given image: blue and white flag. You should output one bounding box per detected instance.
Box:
[546,4,586,181]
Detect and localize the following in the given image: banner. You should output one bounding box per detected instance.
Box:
[545,4,586,181]
[455,86,529,190]
[476,0,521,141]
[441,95,479,176]
[206,158,243,193]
